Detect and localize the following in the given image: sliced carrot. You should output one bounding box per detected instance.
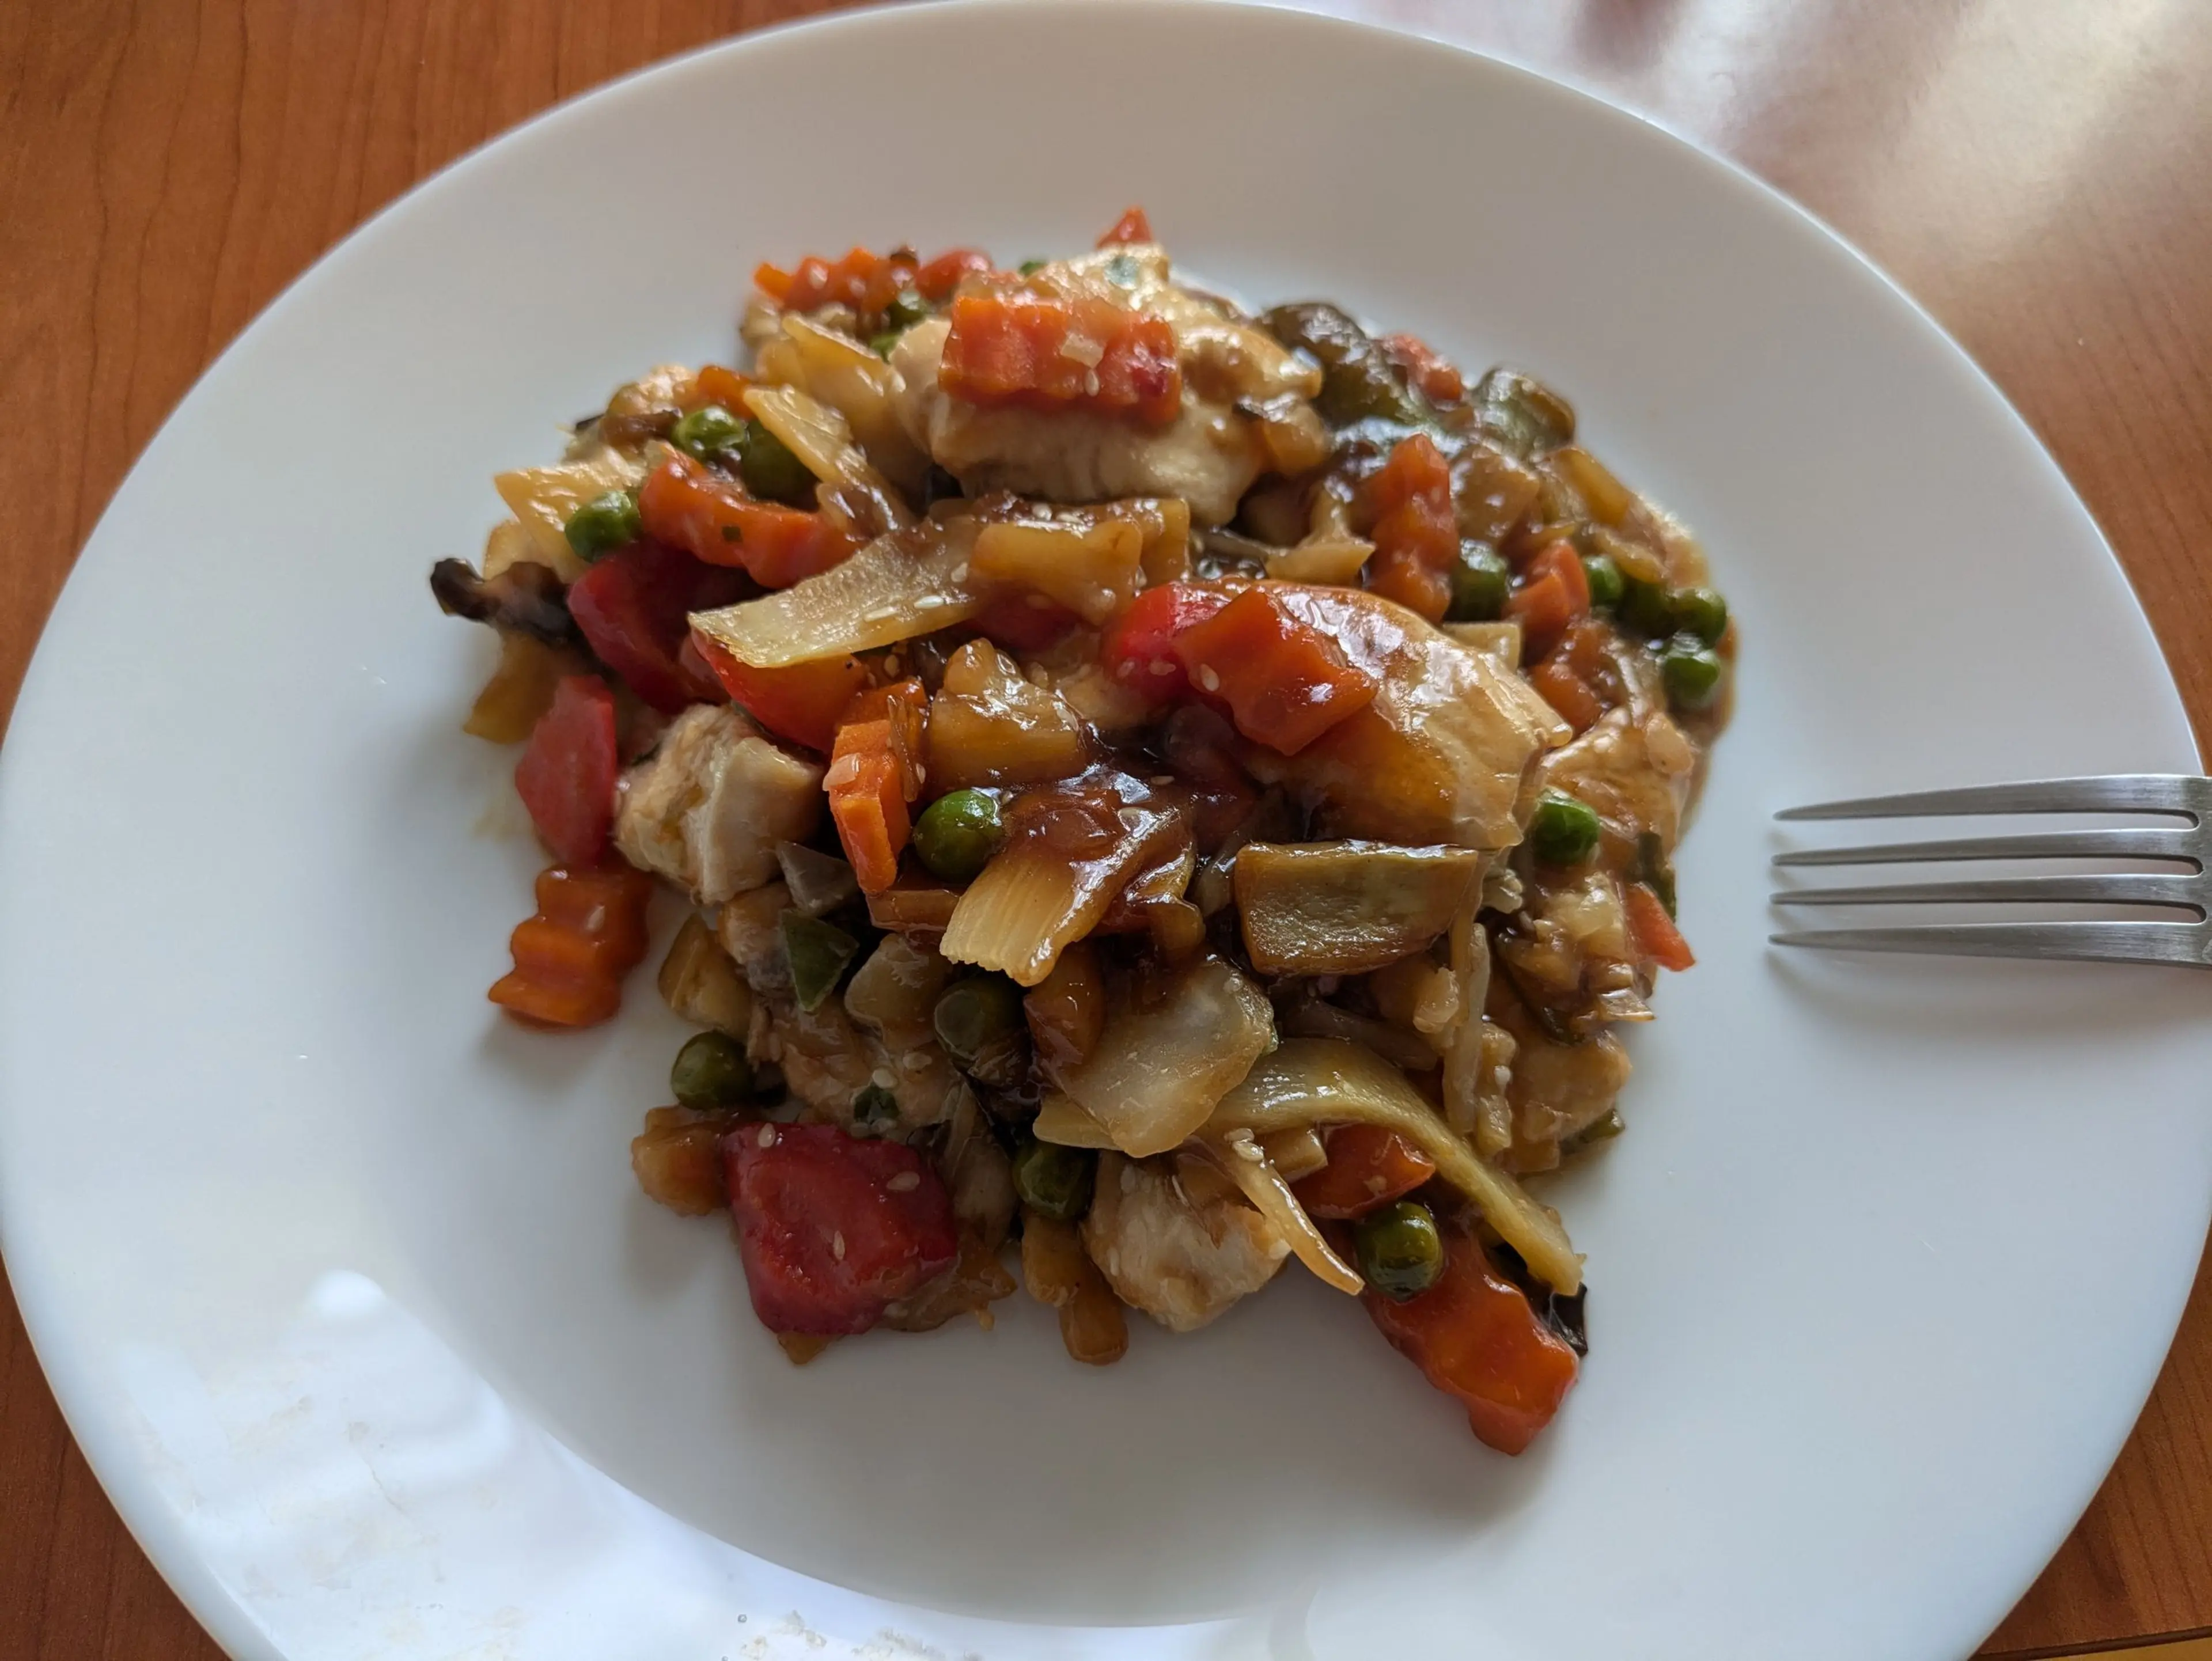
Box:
[488,863,655,1029]
[940,293,1181,424]
[638,452,859,587]
[1097,206,1154,247]
[685,364,752,413]
[826,723,911,894]
[840,677,927,801]
[692,634,870,753]
[915,248,993,301]
[1294,1124,1438,1219]
[1366,433,1458,623]
[1625,881,1695,971]
[1528,658,1604,734]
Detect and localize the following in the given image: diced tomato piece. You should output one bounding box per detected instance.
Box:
[726,1122,959,1336]
[638,452,857,589]
[1172,587,1380,754]
[565,540,747,713]
[1380,332,1465,404]
[513,677,619,863]
[972,590,1081,653]
[488,862,654,1028]
[1365,1228,1580,1454]
[1528,657,1604,734]
[1626,881,1695,971]
[940,293,1182,425]
[915,248,993,302]
[1366,433,1459,623]
[1100,582,1230,700]
[692,633,869,753]
[1507,540,1591,660]
[827,723,912,894]
[1294,1125,1438,1219]
[1097,206,1154,247]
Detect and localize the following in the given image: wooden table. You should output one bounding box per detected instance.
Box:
[3,2,2209,1655]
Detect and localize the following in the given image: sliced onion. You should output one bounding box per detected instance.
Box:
[1200,1129,1362,1295]
[1203,1036,1583,1294]
[1033,1092,1118,1148]
[690,519,981,668]
[1054,955,1275,1156]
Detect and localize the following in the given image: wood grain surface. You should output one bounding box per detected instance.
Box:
[2,2,2209,1656]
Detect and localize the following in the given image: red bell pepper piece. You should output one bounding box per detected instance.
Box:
[565,540,747,713]
[1172,587,1380,754]
[1100,582,1230,701]
[1365,1227,1580,1454]
[915,248,994,302]
[1294,1125,1438,1220]
[1097,205,1154,246]
[940,293,1182,425]
[691,633,869,753]
[1626,881,1695,970]
[726,1122,959,1335]
[488,860,654,1028]
[971,590,1082,653]
[513,676,619,864]
[1366,433,1459,623]
[637,452,859,589]
[1379,332,1464,404]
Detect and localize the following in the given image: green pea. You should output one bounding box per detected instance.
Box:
[1016,259,1047,276]
[669,404,745,463]
[1528,790,1601,866]
[734,418,816,506]
[1618,574,1675,638]
[1354,1200,1444,1302]
[780,911,859,1012]
[1013,1136,1095,1222]
[881,288,931,332]
[851,1083,900,1131]
[1445,544,1510,622]
[1670,586,1729,646]
[1661,638,1724,711]
[562,489,640,560]
[1580,553,1624,612]
[932,975,1028,1087]
[912,789,1003,885]
[670,1031,750,1109]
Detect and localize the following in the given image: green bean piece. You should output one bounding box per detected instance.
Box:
[1670,586,1729,646]
[1013,1136,1096,1222]
[1445,544,1511,622]
[912,789,1003,885]
[1580,552,1624,612]
[669,404,745,463]
[1354,1200,1445,1302]
[734,418,816,506]
[669,1031,751,1109]
[1528,790,1602,866]
[780,912,859,1012]
[562,490,641,561]
[1260,302,1429,427]
[932,975,1028,1087]
[880,287,932,332]
[1660,638,1725,711]
[851,1083,900,1131]
[1472,367,1575,457]
[1635,829,1679,919]
[1618,574,1675,638]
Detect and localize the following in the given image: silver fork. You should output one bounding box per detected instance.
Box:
[1769,775,2212,967]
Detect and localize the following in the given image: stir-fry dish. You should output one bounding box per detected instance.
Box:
[431,208,1732,1453]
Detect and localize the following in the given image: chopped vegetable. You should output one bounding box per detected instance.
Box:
[514,676,619,864]
[1294,1124,1438,1219]
[968,516,1144,626]
[1580,553,1624,612]
[1618,572,1675,638]
[1505,540,1591,659]
[1052,955,1275,1156]
[1380,332,1465,404]
[1233,841,1483,975]
[565,539,745,714]
[939,292,1182,425]
[725,1122,959,1336]
[1365,1226,1579,1454]
[1260,302,1426,427]
[1636,829,1679,918]
[1473,367,1575,457]
[631,1103,738,1216]
[1023,938,1104,1074]
[1013,1136,1096,1221]
[671,404,746,464]
[494,446,646,582]
[912,788,1004,884]
[464,631,586,744]
[735,418,816,505]
[488,862,654,1028]
[1172,587,1379,754]
[775,841,862,917]
[1446,545,1510,623]
[1022,1210,1129,1365]
[916,248,993,301]
[657,913,752,1035]
[1626,881,1695,970]
[827,719,913,894]
[1661,639,1724,710]
[851,1083,900,1129]
[931,974,1028,1086]
[1366,433,1459,622]
[781,912,860,1011]
[687,518,980,669]
[1671,586,1728,645]
[926,640,1094,790]
[637,450,861,589]
[1528,790,1601,866]
[1097,205,1154,246]
[1100,581,1230,702]
[563,488,642,561]
[671,1031,751,1109]
[1527,658,1604,735]
[431,556,577,647]
[1354,1199,1445,1301]
[691,636,869,752]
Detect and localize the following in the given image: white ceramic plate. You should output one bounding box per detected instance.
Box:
[5,4,2209,1658]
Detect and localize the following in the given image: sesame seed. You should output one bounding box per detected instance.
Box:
[887,1171,920,1192]
[584,905,607,933]
[871,1067,896,1090]
[1195,665,1221,693]
[950,563,969,583]
[756,1125,777,1148]
[901,1049,931,1072]
[832,1231,847,1261]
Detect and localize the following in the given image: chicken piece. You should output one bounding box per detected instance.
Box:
[717,881,793,994]
[1536,706,1697,853]
[1081,1151,1288,1332]
[614,705,823,906]
[748,990,964,1131]
[889,249,1323,527]
[1489,983,1632,1167]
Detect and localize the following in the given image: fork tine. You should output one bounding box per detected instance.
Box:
[1770,921,2209,966]
[1774,775,2202,822]
[1770,873,2203,909]
[1771,828,2198,867]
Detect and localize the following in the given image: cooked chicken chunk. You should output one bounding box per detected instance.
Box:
[1081,1151,1288,1332]
[888,248,1323,527]
[1536,706,1697,852]
[1490,984,1632,1156]
[613,705,823,906]
[747,992,963,1129]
